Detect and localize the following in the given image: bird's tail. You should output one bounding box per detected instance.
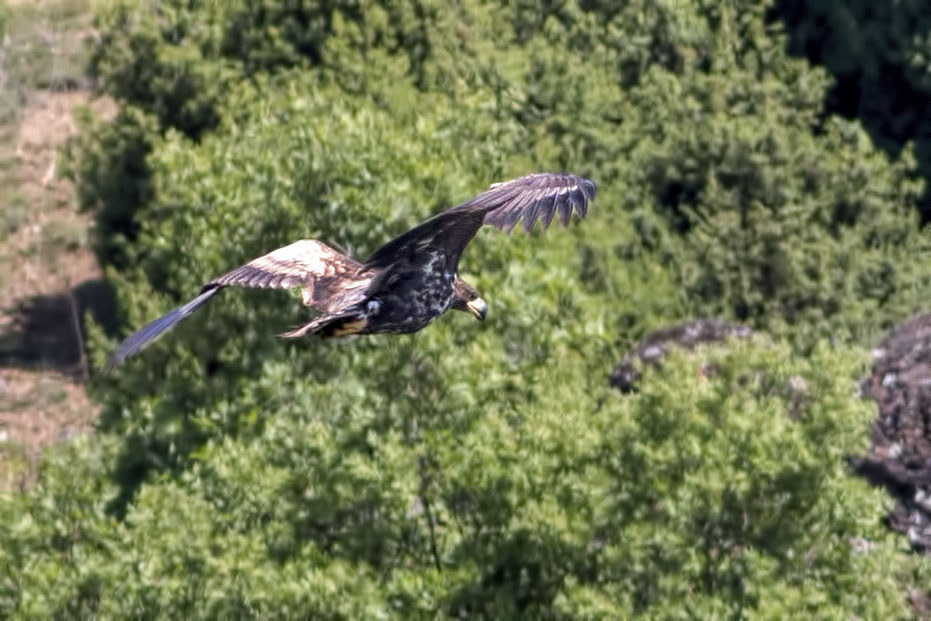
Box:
[279,310,368,340]
[104,285,222,372]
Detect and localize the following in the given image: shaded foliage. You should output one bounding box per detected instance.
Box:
[772,0,931,222]
[2,342,918,617]
[3,0,931,617]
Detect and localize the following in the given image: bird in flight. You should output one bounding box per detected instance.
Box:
[106,172,596,369]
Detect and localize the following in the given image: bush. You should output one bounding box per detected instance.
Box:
[74,0,931,345]
[6,0,931,616]
[773,0,931,222]
[622,66,928,347]
[2,340,917,617]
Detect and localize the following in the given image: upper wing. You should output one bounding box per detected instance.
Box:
[364,173,595,269]
[209,239,364,309]
[478,173,596,233]
[105,240,364,370]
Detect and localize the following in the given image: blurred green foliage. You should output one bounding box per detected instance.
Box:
[774,0,931,222]
[5,0,931,616]
[3,342,919,617]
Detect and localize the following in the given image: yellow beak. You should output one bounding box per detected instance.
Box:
[466,297,488,321]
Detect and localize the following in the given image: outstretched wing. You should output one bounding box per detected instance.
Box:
[209,240,364,310]
[105,240,365,370]
[365,173,595,269]
[103,287,222,372]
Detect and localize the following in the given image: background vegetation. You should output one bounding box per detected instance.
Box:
[4,0,931,617]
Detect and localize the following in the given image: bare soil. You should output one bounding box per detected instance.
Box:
[0,75,115,489]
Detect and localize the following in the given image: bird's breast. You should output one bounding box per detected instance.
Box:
[359,250,460,334]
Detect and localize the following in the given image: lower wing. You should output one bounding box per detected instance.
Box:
[105,239,364,371]
[104,286,220,372]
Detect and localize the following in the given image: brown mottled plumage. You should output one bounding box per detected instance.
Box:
[106,173,595,370]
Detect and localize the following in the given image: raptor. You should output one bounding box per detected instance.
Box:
[106,172,595,369]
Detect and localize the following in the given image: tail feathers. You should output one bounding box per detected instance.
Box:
[104,286,222,372]
[279,310,368,339]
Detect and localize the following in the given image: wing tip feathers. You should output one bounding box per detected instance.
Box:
[102,287,220,372]
[486,172,595,234]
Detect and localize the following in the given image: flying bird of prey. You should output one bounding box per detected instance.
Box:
[106,172,596,369]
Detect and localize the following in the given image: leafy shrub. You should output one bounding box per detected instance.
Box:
[6,0,931,617]
[773,0,931,222]
[2,340,918,617]
[622,66,929,347]
[62,104,157,267]
[74,0,931,346]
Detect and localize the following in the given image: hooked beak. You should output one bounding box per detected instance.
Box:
[466,297,488,321]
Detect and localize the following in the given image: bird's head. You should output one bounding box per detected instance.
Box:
[451,278,487,321]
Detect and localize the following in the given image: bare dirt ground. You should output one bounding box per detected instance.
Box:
[0,91,116,490]
[0,1,115,489]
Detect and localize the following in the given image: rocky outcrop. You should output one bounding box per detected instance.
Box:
[609,318,753,393]
[851,313,931,552]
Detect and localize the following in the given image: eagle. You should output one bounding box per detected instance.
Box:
[106,172,596,369]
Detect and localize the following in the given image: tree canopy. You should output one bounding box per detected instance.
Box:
[4,0,931,617]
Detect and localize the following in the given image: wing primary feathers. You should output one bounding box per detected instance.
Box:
[557,189,574,226]
[539,193,559,230]
[485,184,540,231]
[522,187,558,233]
[364,173,594,269]
[498,187,537,233]
[567,184,588,220]
[104,286,222,372]
[480,173,594,234]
